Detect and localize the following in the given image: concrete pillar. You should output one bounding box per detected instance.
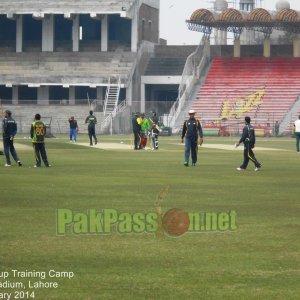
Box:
[69,86,76,104]
[131,14,138,52]
[96,86,104,108]
[263,38,271,58]
[140,82,145,112]
[126,84,132,106]
[215,29,227,45]
[293,38,300,58]
[204,39,211,57]
[42,15,54,52]
[233,39,241,58]
[72,15,80,52]
[97,86,104,100]
[37,86,49,105]
[101,15,108,52]
[16,15,23,53]
[12,86,19,105]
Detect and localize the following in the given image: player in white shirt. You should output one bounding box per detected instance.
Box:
[294,115,300,153]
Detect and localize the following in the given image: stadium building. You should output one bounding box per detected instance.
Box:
[0,0,300,136]
[0,0,169,133]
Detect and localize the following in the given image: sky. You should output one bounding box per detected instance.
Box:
[159,0,300,45]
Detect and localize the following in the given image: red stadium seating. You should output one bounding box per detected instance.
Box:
[192,57,300,134]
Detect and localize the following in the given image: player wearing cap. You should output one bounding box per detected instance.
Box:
[2,110,22,167]
[181,110,203,167]
[149,111,160,150]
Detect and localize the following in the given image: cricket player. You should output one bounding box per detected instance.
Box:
[69,116,79,143]
[294,115,300,153]
[85,111,98,146]
[137,113,150,149]
[2,110,22,167]
[236,116,261,171]
[149,111,160,150]
[132,112,141,150]
[181,110,203,167]
[31,114,50,168]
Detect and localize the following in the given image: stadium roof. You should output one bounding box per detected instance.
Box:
[187,7,300,38]
[0,0,138,16]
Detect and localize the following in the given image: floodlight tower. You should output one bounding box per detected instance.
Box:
[239,0,255,12]
[275,0,290,11]
[239,0,264,44]
[239,0,264,11]
[213,0,228,45]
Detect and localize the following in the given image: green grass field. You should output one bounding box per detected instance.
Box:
[1,135,300,300]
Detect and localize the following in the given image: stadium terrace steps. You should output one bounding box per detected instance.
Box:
[191,57,300,134]
[144,57,187,76]
[0,52,136,85]
[0,105,104,134]
[144,45,196,76]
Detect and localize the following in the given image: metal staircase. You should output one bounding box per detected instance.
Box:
[103,77,121,117]
[101,77,122,133]
[280,95,300,134]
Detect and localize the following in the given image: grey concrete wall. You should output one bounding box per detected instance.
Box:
[131,50,152,103]
[138,4,159,45]
[153,45,197,58]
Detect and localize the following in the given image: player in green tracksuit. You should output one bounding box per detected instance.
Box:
[85,111,98,146]
[31,114,50,167]
[137,113,151,149]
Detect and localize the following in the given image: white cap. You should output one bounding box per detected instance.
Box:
[188,110,196,114]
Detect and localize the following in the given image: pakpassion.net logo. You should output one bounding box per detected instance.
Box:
[56,186,236,238]
[56,208,237,238]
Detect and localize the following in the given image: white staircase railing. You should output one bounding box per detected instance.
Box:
[103,77,121,117]
[167,37,210,130]
[101,76,122,132]
[280,95,300,134]
[101,100,127,133]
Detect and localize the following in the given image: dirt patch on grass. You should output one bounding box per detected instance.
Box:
[175,143,287,151]
[76,142,132,150]
[13,143,33,151]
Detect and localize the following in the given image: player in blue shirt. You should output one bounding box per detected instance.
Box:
[2,110,22,167]
[181,110,203,167]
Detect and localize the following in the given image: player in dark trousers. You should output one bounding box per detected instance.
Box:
[2,110,22,167]
[236,116,261,171]
[68,116,79,143]
[181,110,204,167]
[132,112,141,150]
[31,114,50,168]
[149,111,160,150]
[85,111,97,146]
